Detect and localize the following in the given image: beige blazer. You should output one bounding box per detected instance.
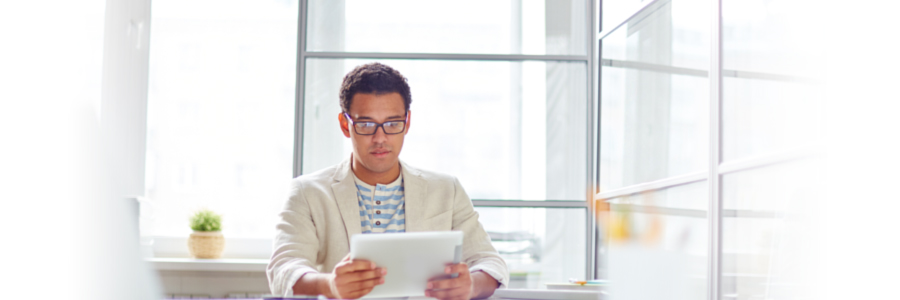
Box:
[266,159,509,296]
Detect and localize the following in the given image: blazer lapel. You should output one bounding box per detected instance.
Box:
[401,161,427,232]
[331,159,362,239]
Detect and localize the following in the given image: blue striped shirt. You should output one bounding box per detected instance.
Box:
[353,174,406,234]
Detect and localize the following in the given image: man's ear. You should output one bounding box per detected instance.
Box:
[404,110,411,135]
[339,112,351,138]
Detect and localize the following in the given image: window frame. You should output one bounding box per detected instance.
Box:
[291,0,599,283]
[141,0,599,284]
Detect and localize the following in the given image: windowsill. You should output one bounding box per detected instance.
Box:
[145,236,273,260]
[147,257,269,272]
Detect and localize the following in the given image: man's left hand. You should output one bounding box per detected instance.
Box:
[425,263,474,300]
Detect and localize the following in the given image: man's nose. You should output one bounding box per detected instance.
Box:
[371,125,389,141]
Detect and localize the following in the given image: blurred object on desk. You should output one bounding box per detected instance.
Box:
[545,279,609,290]
[546,283,605,291]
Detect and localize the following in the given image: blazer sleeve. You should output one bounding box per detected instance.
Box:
[266,180,321,296]
[450,177,510,288]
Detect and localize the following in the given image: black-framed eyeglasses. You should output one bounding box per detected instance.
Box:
[343,112,409,135]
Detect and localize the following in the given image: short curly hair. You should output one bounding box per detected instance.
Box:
[339,62,412,113]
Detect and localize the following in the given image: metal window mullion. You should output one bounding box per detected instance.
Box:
[611,204,708,218]
[595,0,605,281]
[604,58,811,82]
[603,58,708,77]
[718,147,816,175]
[586,0,598,282]
[303,51,589,62]
[292,0,308,178]
[595,171,707,201]
[722,209,787,219]
[708,0,724,300]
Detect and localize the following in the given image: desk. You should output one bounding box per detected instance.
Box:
[147,259,601,300]
[177,290,602,300]
[493,289,603,300]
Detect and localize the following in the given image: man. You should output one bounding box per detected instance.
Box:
[267,63,508,300]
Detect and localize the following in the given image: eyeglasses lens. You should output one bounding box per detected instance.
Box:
[353,121,405,135]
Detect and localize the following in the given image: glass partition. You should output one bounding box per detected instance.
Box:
[721,160,819,300]
[602,181,708,300]
[721,0,825,161]
[599,0,709,191]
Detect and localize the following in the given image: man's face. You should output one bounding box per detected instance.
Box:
[340,92,409,175]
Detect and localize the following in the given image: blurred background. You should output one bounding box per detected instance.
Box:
[1,0,898,299]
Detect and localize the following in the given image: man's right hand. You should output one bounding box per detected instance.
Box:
[323,255,387,299]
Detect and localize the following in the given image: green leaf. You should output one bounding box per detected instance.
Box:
[189,209,222,232]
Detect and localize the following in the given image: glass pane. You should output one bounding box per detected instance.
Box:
[306,0,586,55]
[302,59,587,201]
[600,181,708,300]
[721,0,826,161]
[475,207,586,289]
[721,77,820,161]
[722,0,825,76]
[601,0,648,33]
[145,0,298,237]
[721,160,820,300]
[599,0,709,191]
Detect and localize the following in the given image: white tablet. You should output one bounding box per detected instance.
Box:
[350,231,464,299]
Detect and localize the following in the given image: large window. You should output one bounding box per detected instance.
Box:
[597,0,823,299]
[299,0,593,288]
[144,0,595,289]
[145,0,298,238]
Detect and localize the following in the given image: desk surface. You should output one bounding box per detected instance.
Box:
[493,289,603,300]
[183,289,602,300]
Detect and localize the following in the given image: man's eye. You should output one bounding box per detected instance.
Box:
[356,123,376,128]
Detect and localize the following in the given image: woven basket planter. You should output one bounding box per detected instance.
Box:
[188,231,225,259]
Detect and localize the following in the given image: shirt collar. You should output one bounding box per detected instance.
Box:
[352,168,404,190]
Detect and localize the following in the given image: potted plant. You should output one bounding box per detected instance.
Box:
[187,209,225,259]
